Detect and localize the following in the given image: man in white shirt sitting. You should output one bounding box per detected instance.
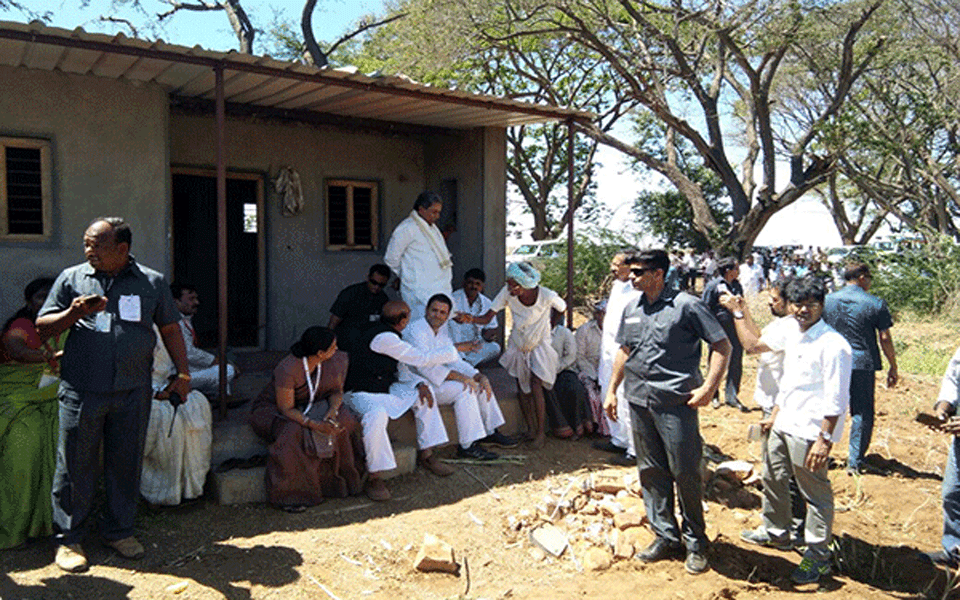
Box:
[405,294,518,457]
[171,283,236,399]
[448,268,501,367]
[738,276,852,585]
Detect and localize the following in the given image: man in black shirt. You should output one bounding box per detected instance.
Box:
[328,264,391,354]
[702,257,747,411]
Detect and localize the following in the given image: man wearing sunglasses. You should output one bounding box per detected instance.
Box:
[604,249,731,575]
[328,264,392,354]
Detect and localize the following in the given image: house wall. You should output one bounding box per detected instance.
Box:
[0,65,170,320]
[170,113,506,349]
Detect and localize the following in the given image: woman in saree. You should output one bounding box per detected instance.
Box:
[249,327,365,511]
[0,277,61,549]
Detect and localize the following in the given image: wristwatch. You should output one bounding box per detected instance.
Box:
[817,430,833,443]
[733,310,744,319]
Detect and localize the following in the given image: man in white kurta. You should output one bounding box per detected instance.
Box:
[597,253,640,459]
[449,269,501,366]
[141,327,212,506]
[342,301,460,491]
[384,191,453,321]
[171,283,236,398]
[403,295,509,459]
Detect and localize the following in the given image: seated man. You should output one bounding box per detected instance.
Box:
[171,283,237,399]
[328,264,391,354]
[449,268,501,366]
[343,300,461,501]
[141,326,212,506]
[404,294,518,459]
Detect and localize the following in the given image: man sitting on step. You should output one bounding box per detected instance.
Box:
[343,300,462,501]
[402,294,518,462]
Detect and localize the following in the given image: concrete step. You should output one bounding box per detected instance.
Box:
[210,444,417,505]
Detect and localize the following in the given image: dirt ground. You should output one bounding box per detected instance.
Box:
[3,344,959,599]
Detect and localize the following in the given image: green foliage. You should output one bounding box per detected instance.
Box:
[537,233,634,311]
[868,234,960,315]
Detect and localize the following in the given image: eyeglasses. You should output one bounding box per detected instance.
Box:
[629,267,654,277]
[368,278,387,289]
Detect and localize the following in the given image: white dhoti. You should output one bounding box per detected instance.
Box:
[190,363,236,398]
[499,340,559,393]
[460,341,502,367]
[599,352,635,456]
[345,382,449,473]
[140,390,212,505]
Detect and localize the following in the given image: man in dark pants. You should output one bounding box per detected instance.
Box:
[823,262,898,474]
[702,257,748,411]
[37,218,190,573]
[604,249,731,575]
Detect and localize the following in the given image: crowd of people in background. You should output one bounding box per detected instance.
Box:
[7,200,960,587]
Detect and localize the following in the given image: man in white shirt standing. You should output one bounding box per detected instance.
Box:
[594,252,640,465]
[448,268,501,367]
[739,276,852,585]
[384,191,453,321]
[171,283,237,399]
[740,255,765,296]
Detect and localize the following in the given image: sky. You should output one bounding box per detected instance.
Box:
[4,0,850,250]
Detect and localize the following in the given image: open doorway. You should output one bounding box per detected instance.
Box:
[171,169,264,349]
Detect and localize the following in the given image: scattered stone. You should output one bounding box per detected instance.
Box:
[583,547,613,571]
[530,524,568,557]
[580,502,599,516]
[590,473,626,494]
[529,547,546,561]
[413,533,459,574]
[715,460,754,482]
[617,496,645,512]
[614,510,645,531]
[614,537,635,560]
[598,500,624,516]
[165,581,189,594]
[622,526,654,549]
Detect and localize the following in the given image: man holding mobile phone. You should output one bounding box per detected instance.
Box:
[37,217,190,573]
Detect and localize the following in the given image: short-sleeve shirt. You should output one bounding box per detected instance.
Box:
[823,284,893,371]
[702,276,743,324]
[329,281,389,352]
[754,316,801,411]
[616,289,727,407]
[38,257,180,393]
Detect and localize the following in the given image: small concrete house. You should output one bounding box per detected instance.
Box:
[0,20,589,351]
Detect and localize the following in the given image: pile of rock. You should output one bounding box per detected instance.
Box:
[503,469,653,571]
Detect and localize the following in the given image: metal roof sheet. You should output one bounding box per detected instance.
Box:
[0,20,595,130]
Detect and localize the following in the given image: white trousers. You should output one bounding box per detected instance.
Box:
[599,351,635,456]
[190,363,236,398]
[459,342,502,367]
[432,380,506,447]
[345,383,449,474]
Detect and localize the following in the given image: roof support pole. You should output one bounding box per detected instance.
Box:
[565,120,575,327]
[215,62,229,420]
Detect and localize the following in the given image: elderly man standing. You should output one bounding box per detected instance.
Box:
[594,252,640,465]
[37,218,191,572]
[741,277,851,585]
[384,191,453,321]
[170,282,237,399]
[823,262,898,475]
[605,249,731,575]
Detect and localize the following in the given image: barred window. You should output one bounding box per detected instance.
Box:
[1,138,52,240]
[326,180,378,250]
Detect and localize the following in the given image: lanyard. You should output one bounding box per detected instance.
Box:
[302,357,321,416]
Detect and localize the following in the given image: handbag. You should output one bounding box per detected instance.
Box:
[301,400,335,459]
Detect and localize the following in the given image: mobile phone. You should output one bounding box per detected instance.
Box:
[83,295,102,306]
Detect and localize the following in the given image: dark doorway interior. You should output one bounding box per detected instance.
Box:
[172,173,260,348]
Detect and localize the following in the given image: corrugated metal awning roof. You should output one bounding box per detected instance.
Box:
[0,20,595,130]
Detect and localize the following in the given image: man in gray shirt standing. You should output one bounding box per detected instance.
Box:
[37,217,191,573]
[604,249,731,575]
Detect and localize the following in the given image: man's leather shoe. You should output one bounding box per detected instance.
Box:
[102,536,144,559]
[592,439,624,454]
[685,551,709,574]
[607,452,635,467]
[726,398,749,412]
[481,431,520,448]
[457,442,498,461]
[637,538,683,563]
[365,478,391,501]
